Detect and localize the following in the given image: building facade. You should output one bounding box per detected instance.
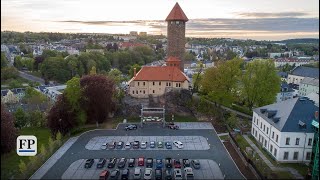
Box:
[251,98,319,163]
[276,82,294,102]
[287,66,319,85]
[298,77,319,97]
[310,119,319,180]
[166,2,188,71]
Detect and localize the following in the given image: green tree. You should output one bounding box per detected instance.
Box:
[226,50,237,60]
[14,55,23,70]
[14,107,28,129]
[65,77,81,111]
[108,68,125,86]
[48,137,55,153]
[89,66,97,75]
[241,59,281,109]
[128,64,141,78]
[226,113,237,128]
[56,131,62,146]
[24,87,47,104]
[1,52,7,68]
[40,144,47,159]
[184,52,196,61]
[18,160,27,176]
[1,66,19,80]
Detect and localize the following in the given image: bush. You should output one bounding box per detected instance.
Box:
[1,104,18,154]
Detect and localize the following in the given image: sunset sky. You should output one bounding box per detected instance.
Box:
[1,0,319,40]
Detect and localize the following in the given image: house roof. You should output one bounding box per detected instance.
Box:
[253,97,319,133]
[280,82,294,92]
[165,3,189,22]
[166,56,181,62]
[132,66,189,82]
[277,71,288,78]
[300,77,319,87]
[290,66,319,79]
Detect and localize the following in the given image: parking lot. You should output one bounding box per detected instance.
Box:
[62,158,223,179]
[85,136,210,150]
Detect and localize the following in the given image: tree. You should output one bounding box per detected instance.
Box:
[80,75,116,124]
[226,113,237,129]
[40,144,47,159]
[1,52,7,68]
[184,52,196,61]
[56,132,62,146]
[14,55,23,70]
[128,64,141,78]
[1,104,18,154]
[241,59,281,109]
[18,160,27,176]
[27,110,46,127]
[89,66,97,75]
[48,137,55,153]
[24,87,47,104]
[108,68,125,86]
[14,107,28,129]
[1,66,19,80]
[226,50,237,60]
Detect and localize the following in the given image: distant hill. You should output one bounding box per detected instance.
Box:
[273,38,319,44]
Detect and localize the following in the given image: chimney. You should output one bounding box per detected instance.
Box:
[315,111,319,120]
[134,68,137,77]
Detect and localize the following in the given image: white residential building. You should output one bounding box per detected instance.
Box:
[276,82,294,103]
[274,58,310,68]
[251,98,319,163]
[298,77,319,97]
[287,66,319,85]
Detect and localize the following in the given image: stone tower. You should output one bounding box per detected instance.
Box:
[166,2,188,71]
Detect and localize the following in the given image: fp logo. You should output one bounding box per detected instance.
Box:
[17,135,37,156]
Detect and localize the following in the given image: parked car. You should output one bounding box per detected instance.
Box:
[157,141,164,148]
[165,158,172,168]
[138,157,144,166]
[173,168,183,180]
[125,142,131,149]
[133,141,140,149]
[191,160,200,169]
[155,168,162,180]
[97,158,106,168]
[128,158,135,167]
[167,123,179,129]
[118,158,127,168]
[182,159,191,168]
[150,141,156,148]
[121,168,130,180]
[165,142,172,149]
[108,158,117,168]
[108,142,116,149]
[165,169,173,180]
[173,141,183,149]
[84,159,94,168]
[133,167,142,180]
[140,141,147,149]
[99,170,109,180]
[184,167,194,179]
[146,158,153,168]
[117,141,124,149]
[109,169,120,180]
[125,124,138,131]
[101,143,108,150]
[174,159,181,168]
[156,158,163,168]
[144,168,153,180]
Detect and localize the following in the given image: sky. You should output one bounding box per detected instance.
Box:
[1,0,319,40]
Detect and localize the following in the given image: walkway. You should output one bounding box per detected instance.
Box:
[243,135,304,179]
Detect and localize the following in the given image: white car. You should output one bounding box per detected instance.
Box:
[140,141,147,149]
[133,167,142,180]
[173,141,184,149]
[125,142,131,149]
[144,168,153,180]
[100,143,108,150]
[174,168,183,180]
[184,167,194,179]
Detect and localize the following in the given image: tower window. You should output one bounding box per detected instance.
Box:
[175,21,180,24]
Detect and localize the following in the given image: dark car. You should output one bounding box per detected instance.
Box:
[84,159,94,168]
[174,159,181,168]
[133,141,140,149]
[109,169,120,180]
[168,124,179,130]
[156,158,163,168]
[146,158,153,168]
[97,158,106,168]
[150,141,156,148]
[121,169,130,180]
[99,170,109,180]
[165,169,173,180]
[108,142,116,149]
[117,141,124,149]
[128,158,135,167]
[191,160,200,169]
[125,124,137,131]
[155,168,162,180]
[165,142,172,149]
[108,158,117,168]
[165,158,172,168]
[118,158,127,168]
[183,159,191,168]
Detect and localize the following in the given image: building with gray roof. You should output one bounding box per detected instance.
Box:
[298,77,319,96]
[287,66,319,85]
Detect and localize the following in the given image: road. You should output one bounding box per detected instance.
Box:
[18,71,45,85]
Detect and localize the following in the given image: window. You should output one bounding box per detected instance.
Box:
[143,90,145,94]
[274,148,277,157]
[308,138,313,146]
[153,82,155,85]
[252,128,254,135]
[276,135,279,143]
[263,125,265,131]
[306,152,311,160]
[260,122,262,129]
[272,131,274,139]
[295,138,300,145]
[270,144,273,153]
[138,82,140,86]
[136,90,138,94]
[140,90,141,93]
[169,83,171,86]
[176,83,178,87]
[264,140,267,147]
[175,21,180,24]
[283,152,289,160]
[143,82,145,86]
[179,83,181,87]
[255,131,257,137]
[266,127,269,134]
[153,90,155,93]
[166,82,168,86]
[159,82,161,86]
[257,119,259,125]
[254,117,256,123]
[293,152,299,160]
[132,91,134,94]
[285,138,290,145]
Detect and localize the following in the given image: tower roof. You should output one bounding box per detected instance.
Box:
[165,3,189,22]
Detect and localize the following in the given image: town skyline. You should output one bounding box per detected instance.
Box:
[1,0,319,40]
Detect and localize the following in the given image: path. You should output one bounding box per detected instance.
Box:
[18,71,45,85]
[243,135,304,179]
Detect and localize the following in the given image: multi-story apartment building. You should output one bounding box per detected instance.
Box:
[287,66,319,85]
[251,97,319,163]
[298,77,319,97]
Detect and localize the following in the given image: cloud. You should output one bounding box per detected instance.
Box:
[236,12,310,18]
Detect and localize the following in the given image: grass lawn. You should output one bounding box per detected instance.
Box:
[282,163,309,177]
[166,114,198,122]
[219,135,229,141]
[1,127,51,180]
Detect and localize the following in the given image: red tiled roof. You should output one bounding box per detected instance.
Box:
[166,56,181,62]
[133,66,188,82]
[165,3,188,22]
